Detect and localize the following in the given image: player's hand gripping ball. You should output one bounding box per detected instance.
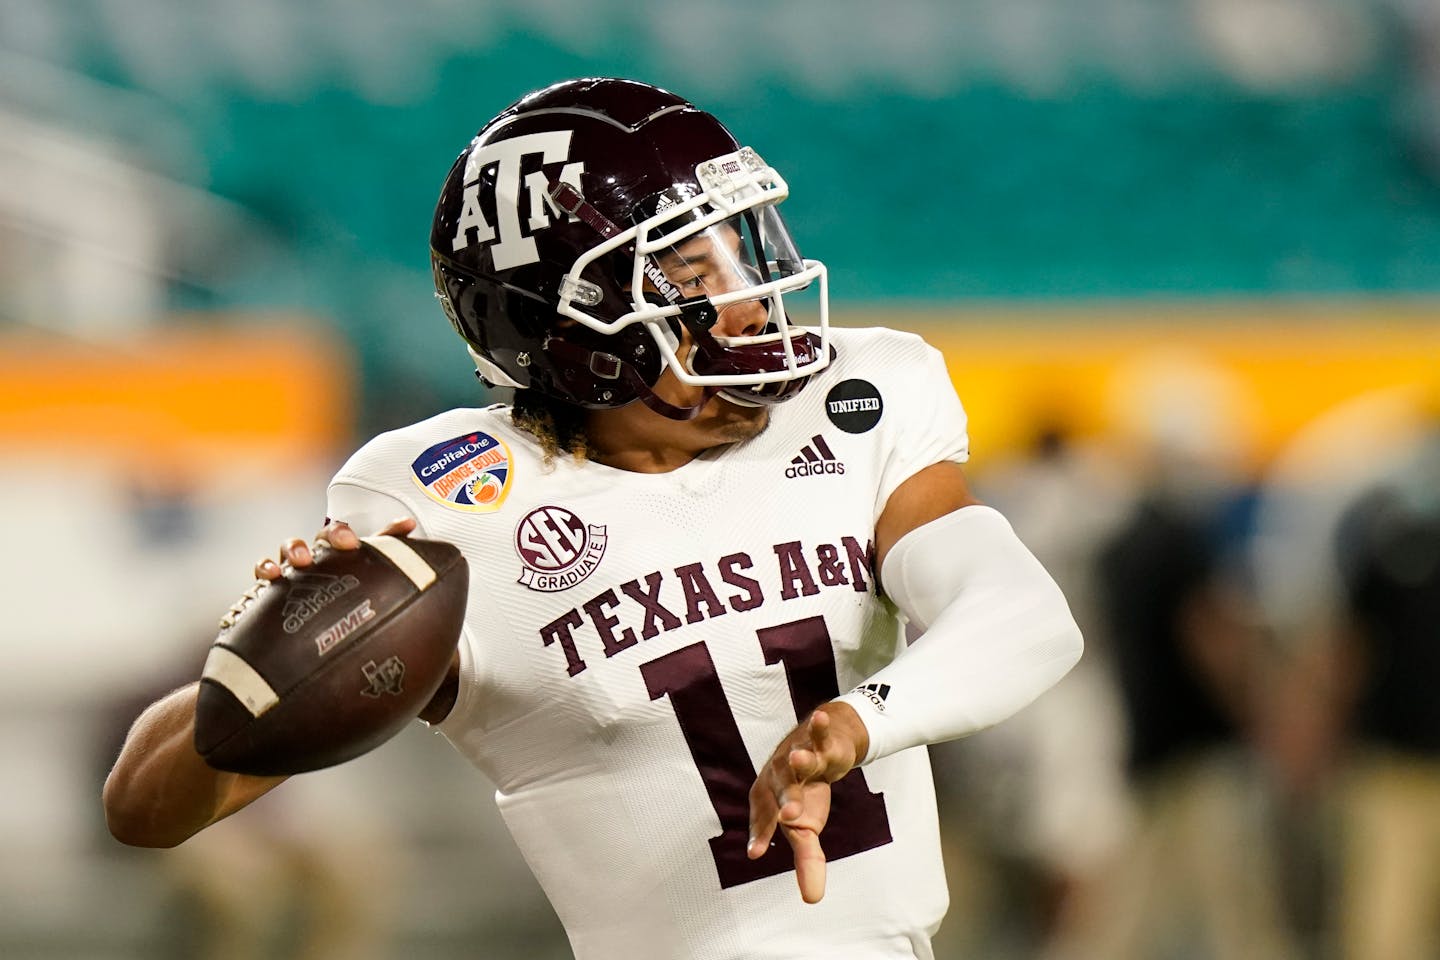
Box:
[194,535,467,776]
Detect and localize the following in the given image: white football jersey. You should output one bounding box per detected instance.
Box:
[326,327,970,960]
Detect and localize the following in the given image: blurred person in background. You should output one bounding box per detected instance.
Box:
[1064,361,1301,960]
[1255,385,1440,960]
[929,423,1134,960]
[154,785,403,960]
[1330,405,1440,960]
[102,78,1083,960]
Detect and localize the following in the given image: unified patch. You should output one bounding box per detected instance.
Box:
[515,505,608,592]
[825,379,884,434]
[411,431,513,512]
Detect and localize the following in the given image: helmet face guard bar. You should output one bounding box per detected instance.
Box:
[554,148,832,393]
[672,297,827,407]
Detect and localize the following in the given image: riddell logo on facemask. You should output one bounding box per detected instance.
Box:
[785,435,846,478]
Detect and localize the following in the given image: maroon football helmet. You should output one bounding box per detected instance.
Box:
[430,78,831,420]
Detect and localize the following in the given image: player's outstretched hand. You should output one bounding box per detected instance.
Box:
[254,517,418,581]
[747,702,870,904]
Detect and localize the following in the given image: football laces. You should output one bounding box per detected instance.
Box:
[218,580,270,630]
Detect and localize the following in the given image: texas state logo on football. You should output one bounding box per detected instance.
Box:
[410,431,513,512]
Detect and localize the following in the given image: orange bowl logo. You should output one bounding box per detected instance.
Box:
[468,472,503,505]
[411,431,512,512]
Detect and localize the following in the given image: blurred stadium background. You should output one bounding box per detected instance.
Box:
[4,1,1440,958]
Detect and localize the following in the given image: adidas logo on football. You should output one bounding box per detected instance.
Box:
[854,682,891,711]
[785,434,846,478]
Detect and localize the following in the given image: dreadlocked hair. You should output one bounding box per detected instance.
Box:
[510,388,591,464]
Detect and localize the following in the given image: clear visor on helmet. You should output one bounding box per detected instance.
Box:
[644,208,809,320]
[556,148,830,392]
[637,207,826,388]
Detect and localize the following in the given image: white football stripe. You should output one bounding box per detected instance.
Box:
[363,535,436,590]
[202,646,280,717]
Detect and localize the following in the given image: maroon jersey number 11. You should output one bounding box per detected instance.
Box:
[640,614,894,889]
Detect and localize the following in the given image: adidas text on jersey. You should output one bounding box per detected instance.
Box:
[786,434,846,478]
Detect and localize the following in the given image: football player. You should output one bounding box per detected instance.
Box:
[105,78,1083,960]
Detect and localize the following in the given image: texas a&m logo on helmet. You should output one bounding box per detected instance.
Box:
[448,130,584,270]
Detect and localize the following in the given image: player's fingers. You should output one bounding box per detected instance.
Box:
[747,818,779,860]
[788,745,823,783]
[280,537,312,567]
[780,782,835,833]
[812,709,848,764]
[380,516,418,538]
[808,709,849,775]
[778,780,808,825]
[809,707,831,743]
[781,750,820,824]
[254,557,282,580]
[319,520,361,551]
[747,781,780,859]
[313,517,414,555]
[784,825,828,904]
[811,707,865,779]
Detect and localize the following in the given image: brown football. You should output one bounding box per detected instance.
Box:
[194,535,467,776]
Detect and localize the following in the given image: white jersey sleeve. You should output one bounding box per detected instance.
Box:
[326,480,426,538]
[852,330,970,522]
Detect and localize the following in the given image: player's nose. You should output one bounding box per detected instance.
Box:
[714,296,768,339]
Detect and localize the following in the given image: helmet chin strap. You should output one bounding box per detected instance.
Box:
[540,335,718,421]
[624,366,720,421]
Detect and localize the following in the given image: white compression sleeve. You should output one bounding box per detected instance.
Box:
[835,505,1083,764]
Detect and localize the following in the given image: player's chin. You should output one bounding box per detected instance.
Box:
[708,393,770,442]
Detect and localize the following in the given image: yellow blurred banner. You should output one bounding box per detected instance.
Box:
[3,305,1435,478]
[865,302,1440,471]
[0,322,353,475]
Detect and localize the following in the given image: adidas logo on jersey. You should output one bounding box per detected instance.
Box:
[785,434,846,478]
[854,682,890,712]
